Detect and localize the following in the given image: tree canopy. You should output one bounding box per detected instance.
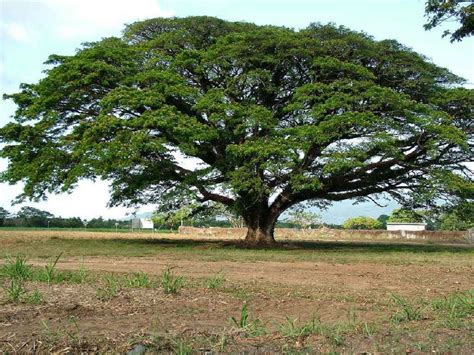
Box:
[424,0,474,42]
[438,201,474,230]
[1,17,473,245]
[388,208,425,224]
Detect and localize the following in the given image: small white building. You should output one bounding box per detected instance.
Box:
[386,223,427,231]
[131,218,154,229]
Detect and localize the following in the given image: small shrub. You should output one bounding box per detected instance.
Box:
[124,271,151,288]
[97,274,120,300]
[1,256,32,280]
[161,268,184,294]
[206,272,225,290]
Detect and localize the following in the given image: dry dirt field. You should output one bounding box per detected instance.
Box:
[0,229,473,353]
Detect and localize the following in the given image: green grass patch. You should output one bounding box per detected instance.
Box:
[431,289,474,328]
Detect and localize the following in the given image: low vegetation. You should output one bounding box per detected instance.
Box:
[160,268,185,295]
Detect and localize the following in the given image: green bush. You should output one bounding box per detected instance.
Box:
[343,217,383,230]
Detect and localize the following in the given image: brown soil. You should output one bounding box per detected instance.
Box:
[28,256,474,298]
[1,255,473,353]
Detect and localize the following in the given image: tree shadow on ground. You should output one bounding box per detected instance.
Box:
[124,238,472,254]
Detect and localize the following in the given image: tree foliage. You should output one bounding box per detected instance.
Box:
[388,208,425,223]
[377,214,390,229]
[0,207,10,227]
[438,201,474,230]
[424,0,474,42]
[1,17,473,245]
[343,216,383,230]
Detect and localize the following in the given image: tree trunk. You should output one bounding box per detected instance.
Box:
[243,211,278,247]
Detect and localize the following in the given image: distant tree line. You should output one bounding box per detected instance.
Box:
[0,206,130,229]
[1,203,471,231]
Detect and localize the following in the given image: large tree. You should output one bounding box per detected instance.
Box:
[1,17,473,245]
[424,0,474,42]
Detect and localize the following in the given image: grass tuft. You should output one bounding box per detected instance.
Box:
[279,316,323,338]
[230,302,266,337]
[25,289,43,304]
[390,294,424,323]
[42,253,62,285]
[97,274,120,300]
[124,271,151,288]
[1,256,32,280]
[161,268,185,294]
[5,278,26,302]
[205,272,226,290]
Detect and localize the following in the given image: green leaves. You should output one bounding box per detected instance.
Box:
[424,1,474,42]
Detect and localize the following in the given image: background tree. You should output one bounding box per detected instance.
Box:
[388,208,425,223]
[0,207,10,227]
[343,216,383,230]
[424,0,474,41]
[285,208,322,231]
[152,206,193,229]
[207,203,246,228]
[1,17,472,246]
[376,214,390,229]
[438,201,474,230]
[16,206,54,227]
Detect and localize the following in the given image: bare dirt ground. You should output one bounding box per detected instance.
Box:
[0,231,473,353]
[26,256,474,298]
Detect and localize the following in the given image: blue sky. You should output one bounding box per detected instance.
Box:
[0,0,472,222]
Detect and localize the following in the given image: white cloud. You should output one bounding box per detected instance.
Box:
[0,22,32,42]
